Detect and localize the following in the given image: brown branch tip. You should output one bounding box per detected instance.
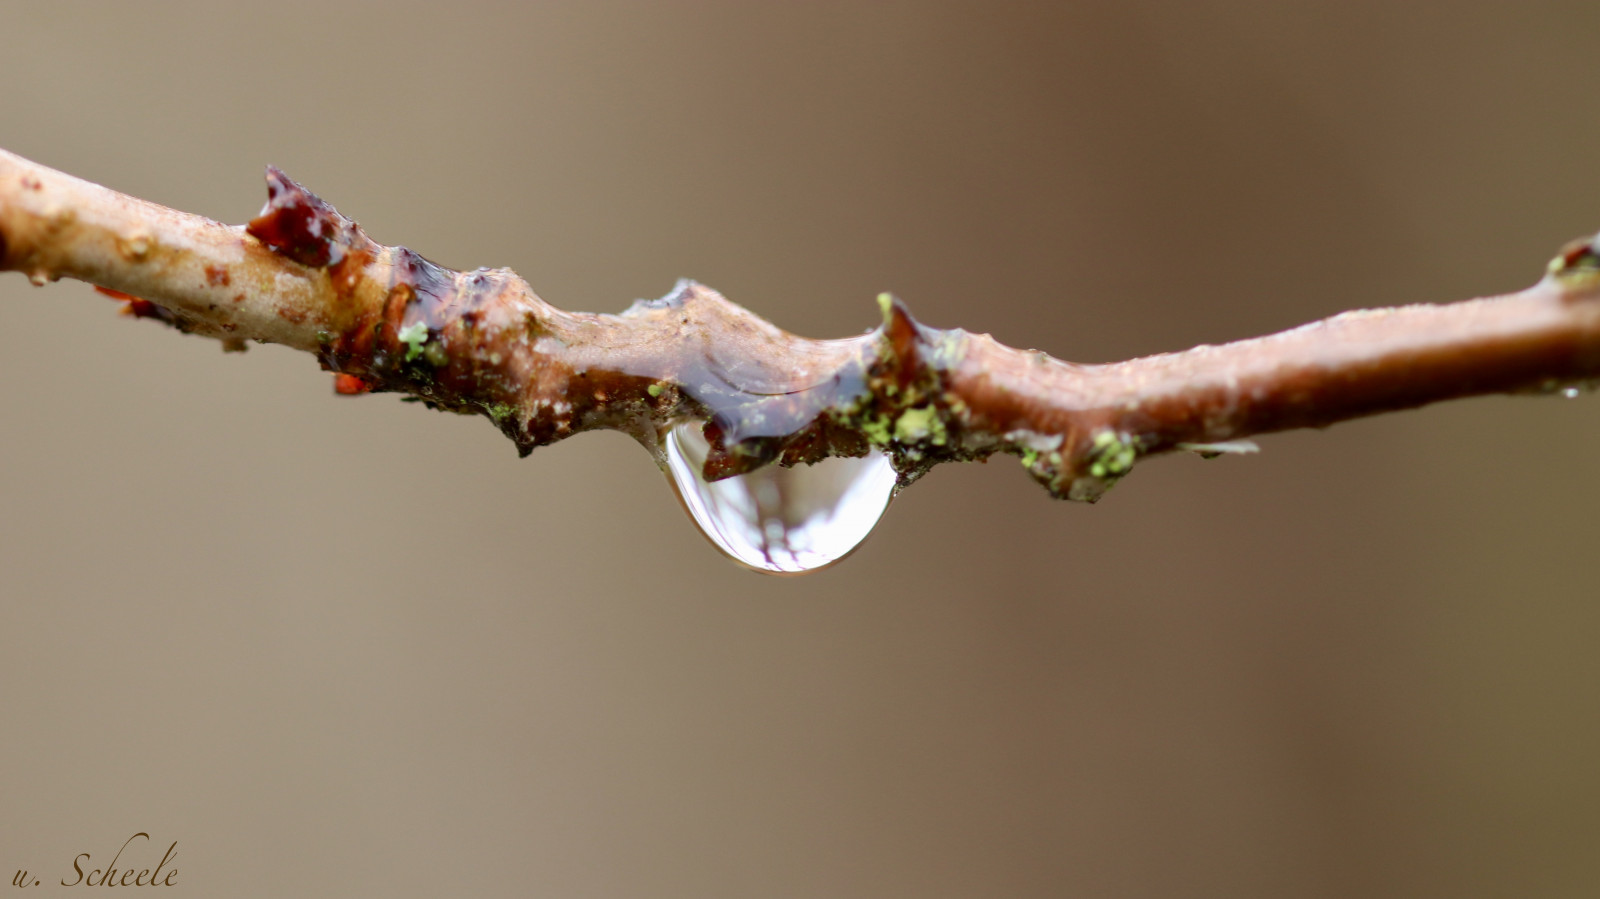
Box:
[3,147,1600,506]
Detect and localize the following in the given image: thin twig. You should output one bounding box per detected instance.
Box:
[3,148,1598,500]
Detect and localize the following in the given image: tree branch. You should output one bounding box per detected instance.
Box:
[3,147,1599,501]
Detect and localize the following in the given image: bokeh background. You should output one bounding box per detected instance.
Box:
[4,3,1600,896]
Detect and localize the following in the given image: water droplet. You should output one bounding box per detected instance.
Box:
[1563,387,1581,399]
[662,420,897,574]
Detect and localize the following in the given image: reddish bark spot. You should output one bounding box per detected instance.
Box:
[233,293,246,303]
[327,241,373,300]
[20,176,40,191]
[278,305,308,324]
[205,265,231,286]
[333,373,373,395]
[95,285,178,326]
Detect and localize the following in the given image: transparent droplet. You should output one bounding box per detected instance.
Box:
[662,420,898,574]
[1563,387,1581,399]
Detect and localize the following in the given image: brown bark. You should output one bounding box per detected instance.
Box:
[3,147,1598,500]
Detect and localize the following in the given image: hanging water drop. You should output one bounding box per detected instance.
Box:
[1562,386,1581,399]
[662,420,898,574]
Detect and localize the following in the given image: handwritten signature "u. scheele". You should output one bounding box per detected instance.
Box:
[10,833,176,889]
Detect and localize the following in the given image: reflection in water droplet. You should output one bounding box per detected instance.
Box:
[662,420,898,574]
[1563,387,1581,399]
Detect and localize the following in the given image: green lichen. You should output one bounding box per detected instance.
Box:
[893,406,947,446]
[399,321,429,362]
[647,383,664,397]
[1018,447,1071,498]
[1084,429,1137,480]
[860,411,892,446]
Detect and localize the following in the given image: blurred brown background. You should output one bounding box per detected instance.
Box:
[4,2,1600,896]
